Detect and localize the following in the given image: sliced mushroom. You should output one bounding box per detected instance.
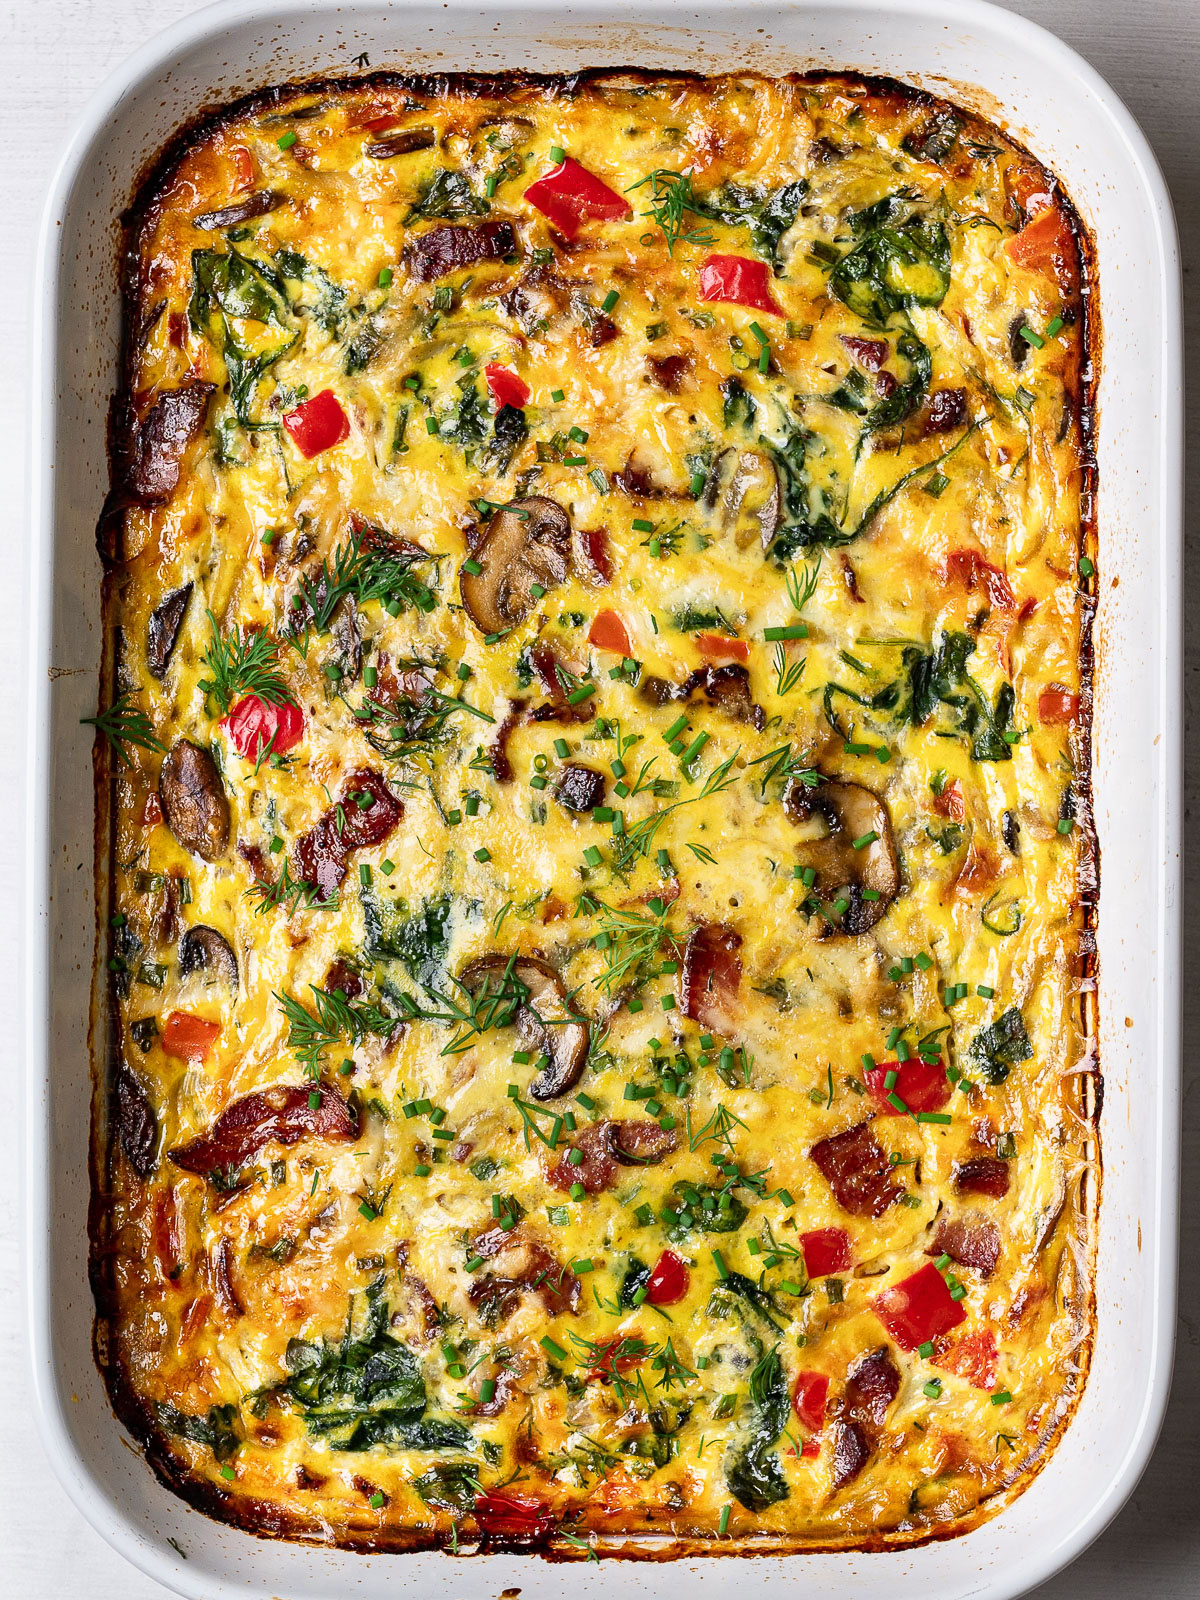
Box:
[709,447,781,550]
[179,925,239,988]
[159,740,230,862]
[127,383,215,507]
[785,777,899,933]
[146,584,192,679]
[365,127,436,157]
[556,763,604,813]
[193,190,282,230]
[460,497,571,634]
[460,955,589,1099]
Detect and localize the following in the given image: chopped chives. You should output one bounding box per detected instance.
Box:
[554,738,570,758]
[977,984,995,998]
[567,683,596,705]
[601,289,619,313]
[689,470,707,495]
[852,830,879,850]
[277,131,298,149]
[1046,315,1064,337]
[764,623,808,641]
[917,1341,934,1358]
[485,175,498,197]
[991,1389,1013,1405]
[923,1380,942,1399]
[551,388,565,402]
[378,267,393,288]
[359,863,372,887]
[883,1069,897,1089]
[1018,324,1045,348]
[1057,818,1074,834]
[474,846,491,862]
[719,1505,730,1535]
[917,1111,952,1125]
[583,845,603,867]
[1079,556,1095,578]
[632,518,654,532]
[663,714,689,743]
[540,1334,568,1360]
[462,558,482,575]
[712,1248,729,1279]
[466,1254,484,1271]
[679,731,708,767]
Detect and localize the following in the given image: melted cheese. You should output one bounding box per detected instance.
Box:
[93,71,1097,1553]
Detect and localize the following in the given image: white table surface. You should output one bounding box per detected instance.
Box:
[2,0,1197,1593]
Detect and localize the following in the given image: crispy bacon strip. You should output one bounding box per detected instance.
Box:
[931,1214,1002,1278]
[292,769,402,897]
[169,1084,358,1178]
[832,1347,901,1489]
[548,1119,677,1193]
[810,1122,902,1218]
[678,923,742,1033]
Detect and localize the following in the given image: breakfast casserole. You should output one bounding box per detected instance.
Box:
[87,69,1099,1555]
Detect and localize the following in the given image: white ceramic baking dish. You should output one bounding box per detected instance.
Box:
[24,0,1182,1595]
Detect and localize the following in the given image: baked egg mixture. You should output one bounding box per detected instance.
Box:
[90,71,1098,1554]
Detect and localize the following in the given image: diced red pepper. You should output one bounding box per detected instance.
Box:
[1038,684,1080,725]
[141,792,163,827]
[473,1490,556,1542]
[222,695,305,762]
[695,631,749,661]
[865,1058,951,1116]
[792,1369,829,1431]
[872,1261,966,1351]
[943,548,1017,612]
[162,1010,221,1063]
[282,389,349,458]
[931,779,965,821]
[484,363,530,410]
[933,1328,998,1390]
[801,1227,852,1278]
[231,145,255,191]
[1006,205,1076,289]
[646,1249,689,1306]
[523,156,632,240]
[588,609,632,656]
[699,253,782,315]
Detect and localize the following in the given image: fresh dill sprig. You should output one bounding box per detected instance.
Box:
[81,688,165,767]
[568,1334,658,1403]
[686,1101,749,1152]
[198,610,290,715]
[610,751,740,875]
[245,860,338,918]
[652,1337,697,1391]
[746,743,822,798]
[287,525,440,653]
[772,641,805,696]
[351,665,494,763]
[583,895,679,996]
[626,169,715,255]
[276,984,395,1079]
[785,552,822,613]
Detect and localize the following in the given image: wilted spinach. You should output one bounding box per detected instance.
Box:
[362,889,453,986]
[188,249,297,427]
[828,195,951,327]
[705,180,808,272]
[970,1007,1032,1085]
[724,1347,790,1512]
[156,1401,240,1462]
[406,168,488,222]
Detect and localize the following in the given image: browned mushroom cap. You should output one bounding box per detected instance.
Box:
[192,191,282,230]
[459,954,589,1099]
[460,498,571,634]
[159,741,230,862]
[365,127,436,157]
[179,925,238,988]
[785,777,899,933]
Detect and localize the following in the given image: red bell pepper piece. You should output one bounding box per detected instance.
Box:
[282,389,349,458]
[865,1058,951,1116]
[872,1262,966,1351]
[699,253,782,315]
[473,1490,556,1541]
[1006,205,1075,285]
[231,145,255,191]
[223,695,305,762]
[162,1010,221,1063]
[1038,684,1080,725]
[932,1328,998,1391]
[801,1227,852,1278]
[484,363,530,410]
[695,631,749,661]
[792,1370,829,1431]
[646,1249,689,1306]
[524,156,632,240]
[587,609,631,656]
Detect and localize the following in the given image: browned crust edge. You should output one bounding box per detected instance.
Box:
[85,65,1102,1560]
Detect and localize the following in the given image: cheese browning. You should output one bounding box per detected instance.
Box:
[90,70,1097,1555]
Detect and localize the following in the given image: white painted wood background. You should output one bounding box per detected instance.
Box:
[1,0,1195,1593]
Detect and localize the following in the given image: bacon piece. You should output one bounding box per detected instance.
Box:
[931,1214,1002,1278]
[932,779,965,821]
[486,701,524,783]
[943,548,1017,612]
[678,923,742,1033]
[846,1347,901,1429]
[527,642,593,725]
[933,1328,999,1390]
[403,220,517,282]
[211,1235,244,1318]
[953,1156,1012,1199]
[831,1420,870,1488]
[548,1119,677,1193]
[575,524,612,583]
[556,762,605,813]
[647,352,692,391]
[468,1229,581,1317]
[323,958,366,1001]
[924,388,968,433]
[840,334,889,371]
[680,663,765,729]
[127,383,215,506]
[292,769,402,897]
[810,1122,902,1218]
[169,1084,358,1179]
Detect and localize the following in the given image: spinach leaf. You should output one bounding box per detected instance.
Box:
[482,402,528,475]
[413,1461,480,1511]
[275,247,352,337]
[721,375,757,431]
[662,1180,748,1240]
[970,1007,1032,1085]
[828,198,951,326]
[864,331,931,431]
[704,180,808,272]
[362,890,453,986]
[724,1347,790,1512]
[708,1270,785,1334]
[189,249,298,427]
[343,311,389,375]
[619,1257,652,1310]
[763,415,850,558]
[406,168,488,222]
[156,1401,240,1462]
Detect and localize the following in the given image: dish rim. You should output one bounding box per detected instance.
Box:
[23,1,1183,1596]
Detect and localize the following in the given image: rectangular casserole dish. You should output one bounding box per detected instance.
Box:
[25,1,1181,1597]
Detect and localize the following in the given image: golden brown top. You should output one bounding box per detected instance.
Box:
[90,69,1096,1555]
